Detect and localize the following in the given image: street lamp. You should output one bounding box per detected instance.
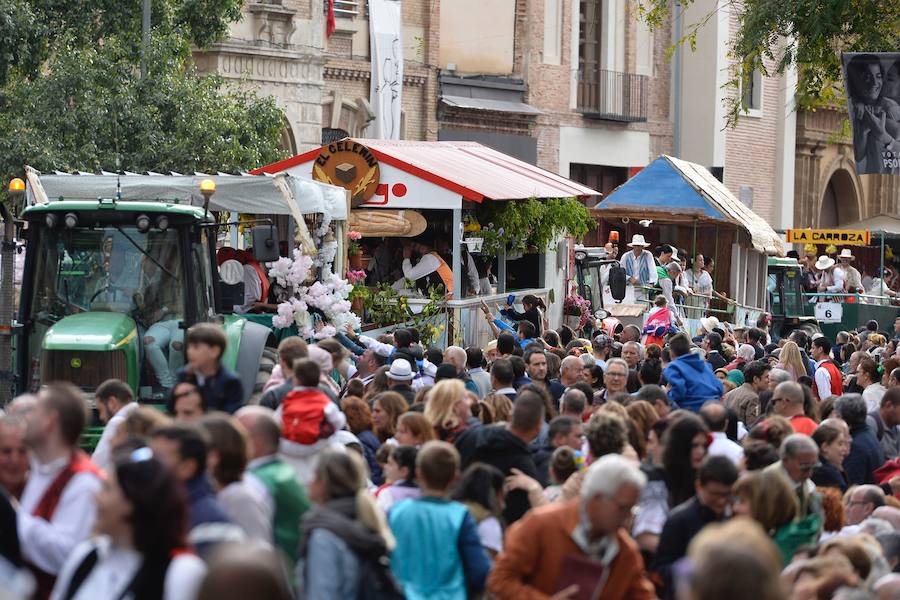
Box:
[0,178,25,405]
[200,178,216,220]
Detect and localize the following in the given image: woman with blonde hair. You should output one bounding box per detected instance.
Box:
[424,379,470,443]
[482,393,513,423]
[775,341,807,381]
[300,450,395,597]
[732,469,819,565]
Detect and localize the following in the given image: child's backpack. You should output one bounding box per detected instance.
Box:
[282,388,334,445]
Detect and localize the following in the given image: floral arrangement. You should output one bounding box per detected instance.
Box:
[269,249,360,336]
[564,294,592,329]
[346,269,366,284]
[347,230,363,256]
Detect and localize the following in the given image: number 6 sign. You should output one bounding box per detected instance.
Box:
[814,302,843,324]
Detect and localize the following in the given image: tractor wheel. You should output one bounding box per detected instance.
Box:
[248,347,278,405]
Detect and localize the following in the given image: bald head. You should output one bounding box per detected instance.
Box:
[875,573,900,600]
[235,405,281,459]
[699,401,728,432]
[444,346,467,374]
[773,381,804,417]
[873,506,900,531]
[560,356,584,385]
[820,417,850,437]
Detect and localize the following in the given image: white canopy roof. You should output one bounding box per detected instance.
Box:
[27,168,348,220]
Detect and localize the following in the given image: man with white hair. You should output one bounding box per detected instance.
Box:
[621,341,643,371]
[552,356,585,391]
[443,345,480,396]
[768,368,792,390]
[488,454,655,598]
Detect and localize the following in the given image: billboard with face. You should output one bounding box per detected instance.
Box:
[842,53,900,175]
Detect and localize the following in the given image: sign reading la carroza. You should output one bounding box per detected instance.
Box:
[786,229,871,246]
[312,140,381,207]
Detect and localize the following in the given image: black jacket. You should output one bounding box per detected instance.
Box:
[454,425,539,523]
[176,365,244,414]
[0,490,19,568]
[531,444,555,487]
[812,460,849,492]
[844,424,886,485]
[651,495,724,598]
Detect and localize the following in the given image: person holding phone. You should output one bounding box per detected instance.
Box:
[499,294,545,337]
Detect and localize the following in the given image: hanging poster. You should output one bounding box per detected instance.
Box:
[842,53,900,175]
[368,0,403,140]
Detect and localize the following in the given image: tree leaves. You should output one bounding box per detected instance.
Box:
[0,31,287,187]
[638,0,900,125]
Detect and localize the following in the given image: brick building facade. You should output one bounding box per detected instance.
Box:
[193,0,808,232]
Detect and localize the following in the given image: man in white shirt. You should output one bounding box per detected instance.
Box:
[15,383,102,596]
[392,241,453,296]
[619,235,657,302]
[699,401,743,466]
[91,379,139,472]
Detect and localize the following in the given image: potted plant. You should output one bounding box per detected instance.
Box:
[564,294,592,331]
[347,230,364,268]
[346,269,369,315]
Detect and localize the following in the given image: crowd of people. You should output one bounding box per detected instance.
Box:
[4,309,900,599]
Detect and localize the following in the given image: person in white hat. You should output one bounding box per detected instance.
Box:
[815,255,844,298]
[619,234,658,301]
[838,248,864,293]
[386,358,416,404]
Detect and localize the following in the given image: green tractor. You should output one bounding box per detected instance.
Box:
[13,196,276,403]
[766,256,820,340]
[766,256,900,340]
[2,171,344,406]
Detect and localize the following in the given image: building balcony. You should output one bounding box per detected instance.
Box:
[577,69,648,123]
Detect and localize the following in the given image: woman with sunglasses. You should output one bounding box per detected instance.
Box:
[52,446,206,600]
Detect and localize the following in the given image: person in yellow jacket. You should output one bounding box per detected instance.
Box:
[393,240,454,297]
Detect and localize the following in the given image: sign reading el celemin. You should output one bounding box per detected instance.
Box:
[842,53,900,175]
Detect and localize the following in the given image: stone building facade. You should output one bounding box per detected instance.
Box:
[794,105,900,230]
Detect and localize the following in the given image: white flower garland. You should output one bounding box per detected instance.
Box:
[269,218,358,336]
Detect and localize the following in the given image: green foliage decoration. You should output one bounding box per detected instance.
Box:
[474,197,593,257]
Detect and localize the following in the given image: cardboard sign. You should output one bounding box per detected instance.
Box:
[312,140,381,207]
[786,229,871,246]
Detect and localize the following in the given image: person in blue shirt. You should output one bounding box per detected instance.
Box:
[663,333,724,412]
[389,441,491,599]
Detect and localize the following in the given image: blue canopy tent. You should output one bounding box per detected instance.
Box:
[593,154,782,255]
[592,154,783,321]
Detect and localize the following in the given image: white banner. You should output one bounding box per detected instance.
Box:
[368,0,403,140]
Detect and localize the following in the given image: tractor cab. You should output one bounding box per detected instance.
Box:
[766,256,817,339]
[18,200,217,395]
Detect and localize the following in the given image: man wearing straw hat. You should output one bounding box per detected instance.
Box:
[619,234,658,302]
[815,255,845,300]
[838,248,864,293]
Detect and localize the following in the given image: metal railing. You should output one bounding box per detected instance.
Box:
[802,292,895,306]
[577,69,648,122]
[327,0,362,17]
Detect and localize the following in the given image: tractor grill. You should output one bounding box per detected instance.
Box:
[41,350,128,393]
